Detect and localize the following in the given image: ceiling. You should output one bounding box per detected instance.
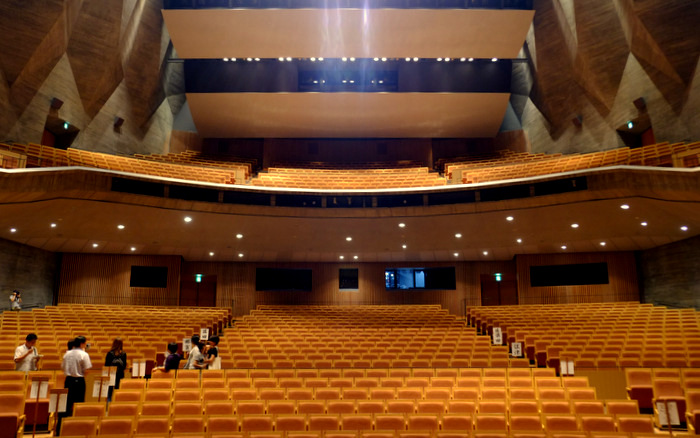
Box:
[162,8,534,138]
[162,9,534,59]
[0,167,698,262]
[187,92,511,138]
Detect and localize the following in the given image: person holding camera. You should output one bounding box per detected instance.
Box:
[9,290,21,311]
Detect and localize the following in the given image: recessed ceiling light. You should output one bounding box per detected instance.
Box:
[231,58,236,61]
[92,243,98,248]
[398,223,406,228]
[236,234,243,239]
[402,244,407,249]
[437,58,442,62]
[482,251,488,256]
[342,57,348,62]
[353,255,358,260]
[346,237,352,241]
[571,223,579,228]
[318,57,324,61]
[51,223,57,228]
[10,228,16,233]
[516,238,522,243]
[491,58,498,62]
[373,57,379,61]
[381,57,387,62]
[339,255,344,260]
[130,247,136,251]
[455,233,462,238]
[468,57,474,62]
[209,252,215,256]
[620,204,630,210]
[506,216,514,221]
[460,57,466,62]
[561,245,567,250]
[184,217,192,223]
[246,58,252,62]
[454,253,459,257]
[286,57,292,62]
[641,222,648,227]
[117,224,125,229]
[254,57,260,61]
[681,226,689,231]
[413,57,419,62]
[405,57,411,62]
[600,242,606,246]
[350,57,356,62]
[238,253,244,258]
[223,58,229,61]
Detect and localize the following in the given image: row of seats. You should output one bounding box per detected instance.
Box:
[59,412,662,436]
[78,397,643,417]
[0,143,240,184]
[249,167,447,189]
[134,150,256,180]
[443,142,700,184]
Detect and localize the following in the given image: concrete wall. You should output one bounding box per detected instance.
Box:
[0,238,58,311]
[638,235,700,309]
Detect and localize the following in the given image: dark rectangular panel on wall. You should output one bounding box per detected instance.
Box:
[516,252,638,304]
[530,262,609,287]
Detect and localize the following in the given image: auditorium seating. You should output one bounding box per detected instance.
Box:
[134,150,256,181]
[250,166,447,190]
[442,141,700,184]
[0,304,230,368]
[467,303,700,369]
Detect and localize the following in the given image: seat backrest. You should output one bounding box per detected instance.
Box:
[60,417,98,436]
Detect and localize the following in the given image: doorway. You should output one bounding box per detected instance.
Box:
[180,274,217,307]
[480,274,518,306]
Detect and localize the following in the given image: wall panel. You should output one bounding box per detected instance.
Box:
[515,252,639,304]
[58,254,181,306]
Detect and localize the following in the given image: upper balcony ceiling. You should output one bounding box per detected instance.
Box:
[162,7,534,138]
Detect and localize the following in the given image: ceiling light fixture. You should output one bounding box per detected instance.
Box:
[571,223,579,228]
[130,247,136,251]
[460,57,466,62]
[346,237,352,241]
[286,57,291,61]
[506,216,514,221]
[398,223,406,228]
[482,251,488,256]
[561,245,567,250]
[491,58,498,62]
[516,238,522,243]
[184,217,192,223]
[236,233,243,239]
[353,255,358,260]
[339,255,344,260]
[209,252,215,256]
[50,223,57,228]
[117,224,125,229]
[620,204,630,210]
[92,243,98,248]
[468,57,474,62]
[342,57,348,62]
[9,227,16,233]
[413,57,419,62]
[223,58,229,61]
[641,222,648,227]
[455,233,462,238]
[681,226,689,231]
[600,242,606,246]
[402,244,407,249]
[238,253,244,257]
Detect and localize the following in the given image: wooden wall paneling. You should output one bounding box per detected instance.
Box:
[58,254,181,306]
[514,252,639,304]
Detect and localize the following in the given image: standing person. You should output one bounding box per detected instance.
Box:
[183,334,205,370]
[14,333,41,371]
[9,290,21,311]
[204,336,220,369]
[61,336,92,416]
[104,338,127,400]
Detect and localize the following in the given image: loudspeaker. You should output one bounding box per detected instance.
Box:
[633,97,646,111]
[571,115,583,127]
[50,98,64,110]
[113,116,125,128]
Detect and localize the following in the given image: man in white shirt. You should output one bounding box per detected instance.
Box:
[14,333,40,371]
[59,335,92,434]
[184,334,205,369]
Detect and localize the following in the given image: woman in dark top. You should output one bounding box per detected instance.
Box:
[163,342,182,371]
[104,337,127,400]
